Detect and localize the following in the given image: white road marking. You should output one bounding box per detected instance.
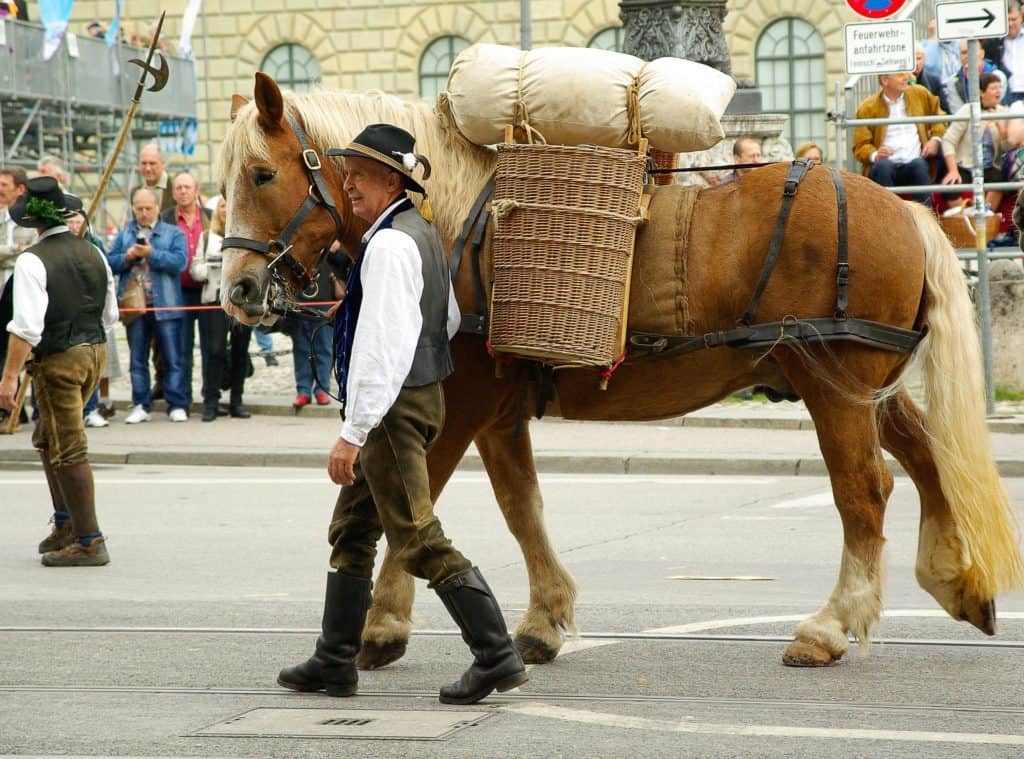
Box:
[666,575,775,581]
[546,610,1024,662]
[1,474,781,486]
[504,703,1024,745]
[769,492,835,509]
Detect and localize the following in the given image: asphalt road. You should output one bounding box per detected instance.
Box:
[2,465,1024,758]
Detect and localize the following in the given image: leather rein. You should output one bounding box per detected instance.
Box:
[222,113,347,322]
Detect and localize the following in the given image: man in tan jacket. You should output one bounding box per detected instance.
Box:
[852,73,947,205]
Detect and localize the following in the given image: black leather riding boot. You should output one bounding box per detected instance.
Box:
[433,567,528,705]
[277,572,371,697]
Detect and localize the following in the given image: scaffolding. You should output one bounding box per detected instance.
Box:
[0,18,197,233]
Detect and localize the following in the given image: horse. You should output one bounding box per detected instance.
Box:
[217,72,1023,670]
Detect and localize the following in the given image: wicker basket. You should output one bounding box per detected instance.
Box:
[489,142,647,367]
[938,212,1001,248]
[648,147,678,186]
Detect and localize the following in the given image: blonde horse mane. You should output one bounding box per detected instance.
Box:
[216,87,498,242]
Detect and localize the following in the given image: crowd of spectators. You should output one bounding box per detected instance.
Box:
[853,1,1024,237]
[1,141,335,429]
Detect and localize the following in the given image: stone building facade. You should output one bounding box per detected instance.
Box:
[63,0,876,186]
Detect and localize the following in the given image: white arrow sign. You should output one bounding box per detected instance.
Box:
[936,0,1007,41]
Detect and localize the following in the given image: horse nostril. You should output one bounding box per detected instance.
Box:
[228,275,260,307]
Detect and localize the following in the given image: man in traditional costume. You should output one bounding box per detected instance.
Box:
[0,177,118,566]
[277,124,528,705]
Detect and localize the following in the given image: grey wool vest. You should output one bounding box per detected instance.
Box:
[390,207,454,387]
[31,232,108,358]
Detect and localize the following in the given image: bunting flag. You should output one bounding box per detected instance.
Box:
[107,0,120,49]
[107,0,121,75]
[38,0,74,60]
[178,0,202,58]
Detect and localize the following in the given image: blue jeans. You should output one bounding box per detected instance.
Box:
[254,328,273,353]
[868,157,932,205]
[180,287,205,405]
[127,314,188,412]
[291,319,332,395]
[84,387,99,415]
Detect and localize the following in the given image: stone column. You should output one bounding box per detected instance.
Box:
[619,0,731,74]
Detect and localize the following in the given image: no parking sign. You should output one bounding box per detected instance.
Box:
[846,0,908,19]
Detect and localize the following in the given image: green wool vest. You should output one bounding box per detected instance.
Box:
[31,232,107,358]
[391,207,454,387]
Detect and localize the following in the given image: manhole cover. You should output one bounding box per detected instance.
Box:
[191,707,493,741]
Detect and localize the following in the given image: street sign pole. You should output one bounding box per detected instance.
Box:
[967,39,995,414]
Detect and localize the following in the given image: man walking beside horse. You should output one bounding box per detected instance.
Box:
[276,123,528,705]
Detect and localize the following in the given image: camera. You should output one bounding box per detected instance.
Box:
[136,236,148,245]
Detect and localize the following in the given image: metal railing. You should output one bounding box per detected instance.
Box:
[0,18,196,118]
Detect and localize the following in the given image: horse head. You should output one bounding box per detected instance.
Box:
[218,73,362,325]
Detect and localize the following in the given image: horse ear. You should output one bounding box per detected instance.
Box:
[253,72,285,132]
[230,94,248,122]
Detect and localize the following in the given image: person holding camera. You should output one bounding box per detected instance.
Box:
[107,187,188,423]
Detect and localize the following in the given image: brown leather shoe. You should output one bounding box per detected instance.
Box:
[42,536,110,567]
[38,518,73,554]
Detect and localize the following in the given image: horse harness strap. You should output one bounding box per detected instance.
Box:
[628,316,922,358]
[451,178,494,336]
[222,113,344,290]
[829,165,850,318]
[626,160,924,361]
[740,158,814,326]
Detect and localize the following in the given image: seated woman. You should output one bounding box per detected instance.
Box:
[941,72,1016,211]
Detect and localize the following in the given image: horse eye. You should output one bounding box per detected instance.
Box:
[252,169,276,187]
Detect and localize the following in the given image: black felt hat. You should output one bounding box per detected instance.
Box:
[326,123,431,194]
[9,176,83,228]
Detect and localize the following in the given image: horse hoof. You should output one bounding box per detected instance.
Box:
[961,598,997,636]
[356,640,407,670]
[514,634,559,664]
[782,639,841,667]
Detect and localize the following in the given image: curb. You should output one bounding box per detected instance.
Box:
[3,447,1023,478]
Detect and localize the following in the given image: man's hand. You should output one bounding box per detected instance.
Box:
[328,436,361,485]
[941,169,961,185]
[0,374,17,410]
[876,146,894,161]
[132,241,152,260]
[921,139,940,159]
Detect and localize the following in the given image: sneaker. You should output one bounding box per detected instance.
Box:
[124,405,151,424]
[41,535,110,567]
[84,409,110,428]
[168,408,188,422]
[293,393,311,410]
[315,390,331,406]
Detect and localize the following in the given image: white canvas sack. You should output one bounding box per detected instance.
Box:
[441,43,736,153]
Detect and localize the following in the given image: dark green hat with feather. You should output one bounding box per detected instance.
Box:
[9,176,83,229]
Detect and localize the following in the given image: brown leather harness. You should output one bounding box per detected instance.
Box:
[453,157,925,362]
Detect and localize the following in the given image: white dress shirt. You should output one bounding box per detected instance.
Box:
[875,93,923,165]
[7,226,119,348]
[340,199,460,447]
[1005,33,1024,94]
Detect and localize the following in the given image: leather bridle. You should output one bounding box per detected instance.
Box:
[222,112,347,299]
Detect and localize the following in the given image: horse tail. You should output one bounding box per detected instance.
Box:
[906,201,1024,599]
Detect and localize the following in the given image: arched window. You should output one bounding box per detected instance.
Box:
[260,43,321,92]
[420,36,470,99]
[588,27,624,52]
[755,18,827,155]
